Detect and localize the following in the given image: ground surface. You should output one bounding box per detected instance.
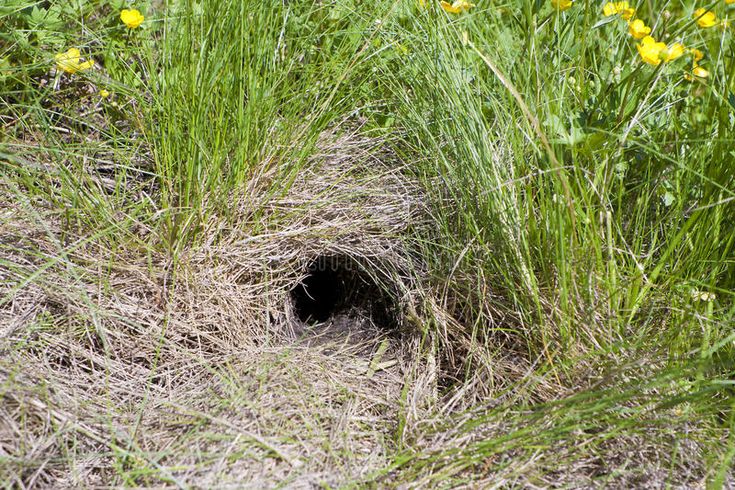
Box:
[1,0,734,488]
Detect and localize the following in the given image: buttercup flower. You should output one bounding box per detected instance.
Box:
[693,8,717,28]
[603,2,635,19]
[692,66,709,78]
[100,89,110,98]
[727,0,734,5]
[661,42,685,61]
[551,0,573,10]
[628,19,651,39]
[55,48,94,74]
[120,8,144,29]
[690,48,704,62]
[636,37,685,65]
[440,0,475,13]
[636,36,666,65]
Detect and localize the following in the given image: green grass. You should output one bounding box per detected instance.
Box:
[1,0,734,487]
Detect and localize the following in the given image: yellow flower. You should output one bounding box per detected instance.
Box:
[661,42,685,61]
[551,0,573,10]
[628,19,651,39]
[440,0,475,13]
[693,8,717,28]
[120,8,144,29]
[636,35,666,65]
[692,66,709,78]
[100,89,110,98]
[54,48,94,74]
[690,48,704,62]
[636,37,685,65]
[727,0,735,4]
[603,1,634,19]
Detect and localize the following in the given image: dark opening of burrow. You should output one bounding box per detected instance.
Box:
[290,255,398,332]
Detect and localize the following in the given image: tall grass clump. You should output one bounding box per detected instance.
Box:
[358,0,734,481]
[149,1,403,248]
[376,1,734,363]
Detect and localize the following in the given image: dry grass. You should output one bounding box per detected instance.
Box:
[0,131,439,487]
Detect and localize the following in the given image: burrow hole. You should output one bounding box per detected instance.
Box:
[290,255,398,335]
